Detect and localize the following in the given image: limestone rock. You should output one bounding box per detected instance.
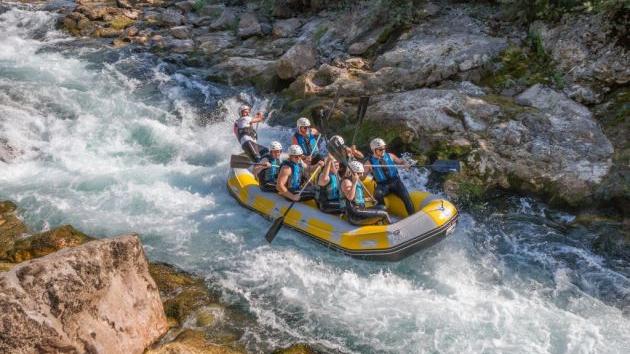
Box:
[165,38,195,53]
[272,18,302,38]
[170,25,191,39]
[160,8,184,27]
[276,42,317,80]
[0,201,28,259]
[0,235,168,354]
[209,57,276,90]
[237,12,262,38]
[174,0,195,13]
[197,31,236,56]
[210,8,237,31]
[3,225,94,263]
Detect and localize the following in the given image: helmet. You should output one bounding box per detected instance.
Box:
[330,135,345,146]
[349,160,364,173]
[269,141,282,151]
[296,117,311,128]
[370,138,386,151]
[239,105,250,115]
[288,144,304,156]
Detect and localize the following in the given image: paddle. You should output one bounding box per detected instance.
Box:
[350,96,370,147]
[309,89,341,158]
[373,160,461,173]
[264,165,323,243]
[326,136,378,202]
[230,154,280,169]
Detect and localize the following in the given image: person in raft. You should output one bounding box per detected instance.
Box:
[341,160,391,225]
[276,144,324,202]
[233,104,266,162]
[292,117,323,164]
[316,154,343,214]
[253,141,283,193]
[363,138,415,216]
[329,135,364,161]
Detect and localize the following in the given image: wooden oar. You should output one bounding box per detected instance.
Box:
[264,165,322,243]
[370,160,461,173]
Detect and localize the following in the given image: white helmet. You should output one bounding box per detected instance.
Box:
[370,138,386,151]
[349,160,364,173]
[296,117,311,128]
[269,141,282,151]
[240,105,250,114]
[330,135,345,146]
[288,144,304,156]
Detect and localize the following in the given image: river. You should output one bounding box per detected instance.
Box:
[1,5,628,353]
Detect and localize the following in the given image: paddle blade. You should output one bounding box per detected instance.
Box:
[265,216,285,243]
[429,160,461,173]
[230,154,253,169]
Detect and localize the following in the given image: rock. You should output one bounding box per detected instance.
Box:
[272,343,319,354]
[3,225,94,263]
[198,4,224,18]
[62,11,95,36]
[371,9,508,92]
[94,26,123,38]
[197,31,236,56]
[272,18,302,38]
[0,235,168,354]
[147,329,242,354]
[161,8,184,27]
[170,25,191,39]
[116,0,133,9]
[165,38,195,53]
[0,201,28,259]
[174,0,195,13]
[276,42,317,80]
[209,57,277,90]
[237,12,262,38]
[210,8,237,31]
[347,26,389,55]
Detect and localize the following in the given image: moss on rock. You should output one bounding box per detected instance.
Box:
[4,225,94,263]
[272,343,320,354]
[0,201,28,259]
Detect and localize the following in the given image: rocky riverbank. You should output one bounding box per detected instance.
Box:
[0,201,316,353]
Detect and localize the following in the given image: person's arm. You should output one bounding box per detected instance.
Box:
[251,112,265,124]
[341,179,354,201]
[350,145,364,159]
[390,153,410,168]
[318,157,332,187]
[277,166,299,201]
[253,157,270,177]
[311,127,319,135]
[307,160,325,176]
[291,135,298,146]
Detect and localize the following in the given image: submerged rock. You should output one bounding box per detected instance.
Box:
[0,235,168,354]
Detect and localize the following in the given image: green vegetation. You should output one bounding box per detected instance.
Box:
[497,0,629,22]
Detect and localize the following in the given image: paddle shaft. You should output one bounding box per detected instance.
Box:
[351,96,369,147]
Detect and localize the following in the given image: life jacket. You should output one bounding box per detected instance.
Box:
[257,157,281,184]
[316,173,340,203]
[369,153,399,184]
[233,116,257,144]
[342,179,365,209]
[281,160,303,191]
[293,131,318,156]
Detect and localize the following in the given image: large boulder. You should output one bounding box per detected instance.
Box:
[272,18,302,38]
[0,235,168,354]
[237,12,262,38]
[197,31,237,56]
[365,84,614,206]
[371,10,508,92]
[160,8,185,27]
[208,57,277,90]
[0,201,28,260]
[209,7,237,30]
[276,42,317,80]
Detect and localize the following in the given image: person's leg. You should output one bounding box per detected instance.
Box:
[319,200,342,214]
[347,206,391,225]
[241,141,261,162]
[391,179,415,215]
[374,183,388,208]
[297,186,316,201]
[260,182,277,193]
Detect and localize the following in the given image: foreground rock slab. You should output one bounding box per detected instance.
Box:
[0,235,168,354]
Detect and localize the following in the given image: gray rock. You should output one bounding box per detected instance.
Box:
[276,42,317,79]
[209,8,237,31]
[197,31,237,55]
[209,57,276,89]
[170,25,191,39]
[174,0,195,13]
[165,38,195,53]
[160,8,184,27]
[0,235,168,354]
[238,12,262,38]
[371,9,508,91]
[348,26,389,55]
[272,18,302,38]
[198,4,224,17]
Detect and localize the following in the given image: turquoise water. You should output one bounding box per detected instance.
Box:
[1,6,628,353]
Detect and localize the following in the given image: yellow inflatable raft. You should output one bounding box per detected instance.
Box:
[227,167,458,261]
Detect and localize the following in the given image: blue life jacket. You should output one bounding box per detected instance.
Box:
[294,131,318,156]
[369,153,399,184]
[281,160,303,191]
[342,179,365,208]
[318,173,340,202]
[258,157,281,184]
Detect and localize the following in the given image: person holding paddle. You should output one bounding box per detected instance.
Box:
[364,137,415,216]
[253,141,283,193]
[316,154,343,214]
[277,145,324,202]
[233,104,266,162]
[292,117,323,165]
[342,160,391,225]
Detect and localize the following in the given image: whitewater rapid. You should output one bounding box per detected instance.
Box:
[1,7,628,353]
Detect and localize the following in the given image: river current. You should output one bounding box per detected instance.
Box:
[1,6,628,353]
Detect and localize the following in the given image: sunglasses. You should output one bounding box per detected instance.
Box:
[375,148,386,152]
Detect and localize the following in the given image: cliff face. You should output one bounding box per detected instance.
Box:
[0,235,168,354]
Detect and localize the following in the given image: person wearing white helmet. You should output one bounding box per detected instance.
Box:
[341,160,391,225]
[233,104,267,162]
[254,141,284,192]
[276,144,324,202]
[364,137,415,216]
[329,134,364,161]
[316,154,343,213]
[292,117,322,164]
